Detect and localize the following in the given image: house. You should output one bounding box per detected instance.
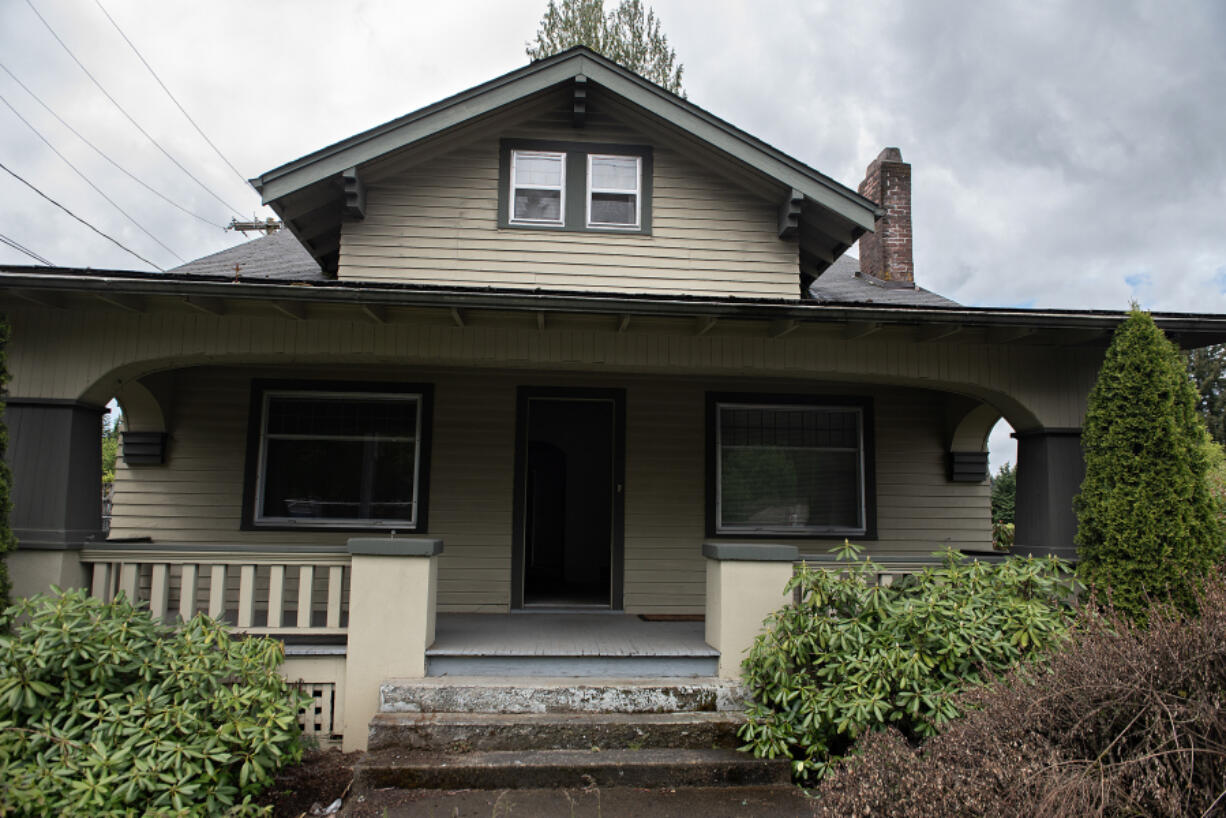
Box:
[3,47,1225,752]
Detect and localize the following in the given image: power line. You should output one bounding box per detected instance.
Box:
[0,91,186,264]
[0,160,164,272]
[0,231,54,266]
[0,60,229,230]
[93,0,250,187]
[23,0,247,219]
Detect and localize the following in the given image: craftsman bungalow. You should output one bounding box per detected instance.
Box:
[4,48,1225,750]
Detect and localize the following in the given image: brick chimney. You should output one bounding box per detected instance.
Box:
[857,147,913,283]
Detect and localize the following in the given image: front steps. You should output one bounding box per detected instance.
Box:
[353,677,790,792]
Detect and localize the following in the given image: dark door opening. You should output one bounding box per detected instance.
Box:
[513,390,623,609]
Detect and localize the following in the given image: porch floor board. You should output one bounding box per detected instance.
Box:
[427,614,717,658]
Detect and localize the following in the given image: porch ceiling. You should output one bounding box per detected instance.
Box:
[2,266,1226,349]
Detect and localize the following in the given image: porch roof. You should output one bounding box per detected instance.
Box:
[3,263,1226,349]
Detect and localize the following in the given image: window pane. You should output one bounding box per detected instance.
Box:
[719,406,862,531]
[591,156,638,190]
[590,192,636,225]
[514,189,562,221]
[267,396,417,438]
[262,438,416,521]
[514,153,563,186]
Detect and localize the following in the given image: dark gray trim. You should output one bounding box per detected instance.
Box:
[702,542,799,562]
[498,140,652,235]
[347,537,443,557]
[949,451,989,483]
[13,532,91,551]
[6,270,1223,338]
[81,542,348,555]
[1012,428,1082,438]
[511,386,627,611]
[122,431,167,465]
[4,397,106,411]
[250,47,879,229]
[240,379,435,533]
[704,392,878,540]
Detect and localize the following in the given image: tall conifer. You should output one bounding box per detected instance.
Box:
[1075,308,1224,621]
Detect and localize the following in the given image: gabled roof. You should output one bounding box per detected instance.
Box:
[169,230,325,281]
[251,46,882,277]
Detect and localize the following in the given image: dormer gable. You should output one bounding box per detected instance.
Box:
[251,47,882,299]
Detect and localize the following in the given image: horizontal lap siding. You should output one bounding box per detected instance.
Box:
[338,113,799,298]
[109,367,990,613]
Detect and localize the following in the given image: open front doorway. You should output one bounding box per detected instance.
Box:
[512,388,625,609]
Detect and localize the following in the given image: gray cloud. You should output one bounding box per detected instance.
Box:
[1,0,1223,324]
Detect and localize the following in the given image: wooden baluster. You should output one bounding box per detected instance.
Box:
[296,566,314,629]
[149,564,170,621]
[267,565,285,629]
[90,562,111,601]
[179,564,198,622]
[238,565,255,629]
[118,563,138,601]
[326,566,344,629]
[208,565,226,619]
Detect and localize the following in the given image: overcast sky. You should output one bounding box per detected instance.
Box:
[2,0,1224,467]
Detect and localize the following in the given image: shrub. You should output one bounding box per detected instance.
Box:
[1076,308,1224,622]
[738,543,1075,782]
[813,572,1226,818]
[0,589,305,816]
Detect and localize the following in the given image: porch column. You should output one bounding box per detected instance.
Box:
[703,543,797,679]
[342,537,441,752]
[1013,429,1083,559]
[4,399,105,598]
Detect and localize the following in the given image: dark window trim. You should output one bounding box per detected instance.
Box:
[497,139,653,235]
[704,392,877,541]
[241,379,434,533]
[510,385,626,610]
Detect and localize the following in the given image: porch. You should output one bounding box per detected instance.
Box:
[71,538,798,750]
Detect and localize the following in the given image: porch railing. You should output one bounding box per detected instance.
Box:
[79,545,351,638]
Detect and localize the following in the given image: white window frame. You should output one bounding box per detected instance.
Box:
[714,402,867,536]
[253,389,423,529]
[586,153,642,229]
[509,150,566,226]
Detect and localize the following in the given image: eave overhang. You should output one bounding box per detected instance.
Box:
[4,267,1225,350]
[250,47,882,279]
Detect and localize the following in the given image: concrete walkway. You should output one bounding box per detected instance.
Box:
[341,784,820,817]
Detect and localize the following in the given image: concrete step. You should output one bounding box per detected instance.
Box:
[355,748,791,791]
[379,676,748,715]
[368,710,745,752]
[426,653,718,677]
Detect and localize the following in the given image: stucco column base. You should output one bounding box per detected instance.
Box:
[703,543,798,679]
[6,548,87,600]
[342,538,441,752]
[1013,429,1083,559]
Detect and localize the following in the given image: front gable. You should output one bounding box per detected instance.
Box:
[253,48,880,299]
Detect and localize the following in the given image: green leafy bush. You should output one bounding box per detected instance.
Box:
[0,589,305,816]
[738,543,1076,783]
[1076,309,1224,623]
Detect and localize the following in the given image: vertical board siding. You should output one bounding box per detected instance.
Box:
[338,110,800,298]
[109,366,992,613]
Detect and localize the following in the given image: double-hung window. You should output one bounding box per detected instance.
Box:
[509,150,566,225]
[500,140,652,234]
[709,395,874,537]
[245,382,432,531]
[587,154,641,229]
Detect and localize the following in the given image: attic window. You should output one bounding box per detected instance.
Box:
[510,150,565,225]
[587,154,641,228]
[499,139,652,235]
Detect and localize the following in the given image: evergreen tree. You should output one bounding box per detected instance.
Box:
[0,317,15,611]
[990,462,1015,525]
[526,0,685,95]
[1186,343,1226,446]
[1075,308,1224,622]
